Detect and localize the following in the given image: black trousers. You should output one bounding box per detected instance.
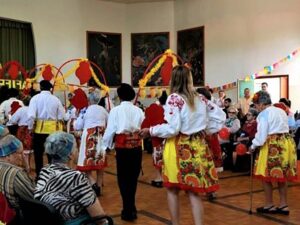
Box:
[115,147,142,215]
[32,133,51,178]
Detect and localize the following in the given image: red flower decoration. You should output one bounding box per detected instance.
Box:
[8,63,19,80]
[160,56,173,86]
[75,61,92,85]
[42,65,54,81]
[70,88,88,110]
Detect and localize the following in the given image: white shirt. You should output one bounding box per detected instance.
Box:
[7,106,33,127]
[74,105,108,130]
[236,97,252,116]
[0,97,24,124]
[102,101,144,149]
[251,106,289,149]
[150,93,226,138]
[27,91,65,129]
[64,107,77,121]
[214,97,225,109]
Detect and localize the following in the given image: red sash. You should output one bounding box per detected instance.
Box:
[115,133,142,149]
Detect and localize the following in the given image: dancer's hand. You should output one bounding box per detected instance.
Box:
[139,128,150,139]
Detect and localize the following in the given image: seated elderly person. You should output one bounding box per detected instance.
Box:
[0,125,35,224]
[34,131,108,225]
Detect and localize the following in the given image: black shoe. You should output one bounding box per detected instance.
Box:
[256,205,277,214]
[92,183,101,196]
[151,180,163,188]
[276,205,290,215]
[121,211,136,221]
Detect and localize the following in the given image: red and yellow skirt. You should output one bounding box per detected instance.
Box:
[206,133,223,171]
[254,133,297,182]
[16,126,32,151]
[153,144,164,169]
[77,126,107,171]
[162,133,219,193]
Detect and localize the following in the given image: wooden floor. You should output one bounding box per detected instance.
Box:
[98,151,300,225]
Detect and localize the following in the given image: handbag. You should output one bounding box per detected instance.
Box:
[0,193,16,224]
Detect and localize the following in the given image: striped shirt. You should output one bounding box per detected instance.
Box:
[34,164,96,221]
[0,162,35,209]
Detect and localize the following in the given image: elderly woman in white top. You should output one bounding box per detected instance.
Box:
[250,91,297,215]
[74,89,108,196]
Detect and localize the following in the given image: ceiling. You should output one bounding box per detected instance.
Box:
[100,0,174,3]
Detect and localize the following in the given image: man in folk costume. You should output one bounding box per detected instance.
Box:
[250,91,297,215]
[74,88,108,196]
[100,83,144,221]
[27,80,65,178]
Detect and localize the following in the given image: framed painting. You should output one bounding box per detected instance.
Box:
[177,26,204,86]
[87,31,122,87]
[131,32,169,87]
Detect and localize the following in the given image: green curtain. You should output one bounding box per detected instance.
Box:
[0,19,36,74]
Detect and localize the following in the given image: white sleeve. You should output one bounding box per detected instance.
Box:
[150,94,182,138]
[206,100,226,134]
[8,108,21,125]
[74,109,85,130]
[57,100,65,120]
[101,110,117,149]
[251,114,268,149]
[0,103,6,124]
[27,98,37,129]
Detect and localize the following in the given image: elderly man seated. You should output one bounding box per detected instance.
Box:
[0,125,35,224]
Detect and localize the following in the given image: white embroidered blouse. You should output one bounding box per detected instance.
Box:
[251,106,289,149]
[150,93,226,138]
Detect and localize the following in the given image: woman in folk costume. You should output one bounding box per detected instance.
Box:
[8,96,33,172]
[74,88,108,196]
[196,87,226,201]
[141,90,168,188]
[196,87,226,172]
[250,91,297,215]
[139,66,225,225]
[100,83,144,222]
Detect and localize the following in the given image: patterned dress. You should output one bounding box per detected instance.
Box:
[251,106,297,182]
[75,105,108,171]
[150,93,226,193]
[141,103,165,169]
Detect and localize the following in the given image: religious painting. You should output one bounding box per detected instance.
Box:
[87,31,122,87]
[131,32,169,87]
[177,26,204,86]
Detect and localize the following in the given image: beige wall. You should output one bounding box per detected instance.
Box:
[1,0,300,109]
[175,0,300,108]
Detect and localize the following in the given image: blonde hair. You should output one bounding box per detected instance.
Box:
[170,65,196,109]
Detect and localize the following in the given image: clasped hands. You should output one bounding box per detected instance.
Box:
[138,128,150,139]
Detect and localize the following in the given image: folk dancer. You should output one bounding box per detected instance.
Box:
[100,83,144,221]
[8,96,33,172]
[141,91,168,188]
[140,66,226,225]
[74,88,108,196]
[250,91,297,215]
[27,80,65,178]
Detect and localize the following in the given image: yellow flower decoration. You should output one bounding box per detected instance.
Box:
[138,49,178,88]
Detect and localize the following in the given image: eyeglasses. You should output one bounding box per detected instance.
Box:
[228,112,236,114]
